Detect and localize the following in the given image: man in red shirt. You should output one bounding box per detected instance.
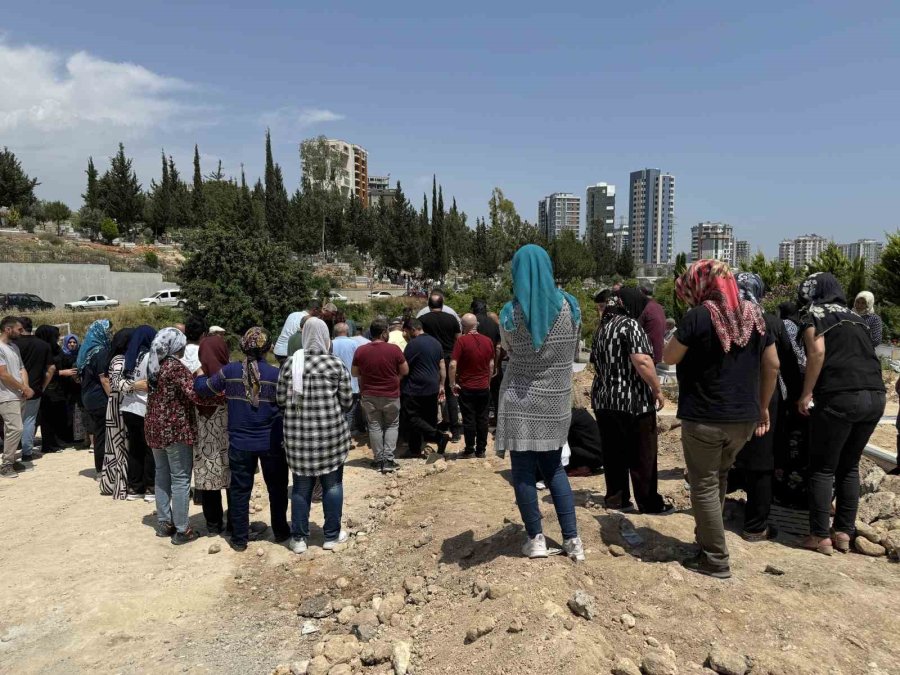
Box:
[449,313,495,458]
[352,318,409,473]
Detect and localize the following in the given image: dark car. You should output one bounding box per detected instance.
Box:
[0,293,55,312]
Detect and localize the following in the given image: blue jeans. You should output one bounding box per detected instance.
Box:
[510,449,578,540]
[21,397,41,457]
[228,445,290,546]
[291,466,344,541]
[153,443,193,534]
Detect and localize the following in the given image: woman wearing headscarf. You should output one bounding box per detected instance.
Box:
[664,261,779,579]
[120,326,156,502]
[496,245,585,561]
[34,326,65,453]
[796,273,886,555]
[195,327,288,552]
[58,334,83,446]
[78,319,113,475]
[145,327,209,545]
[590,288,670,514]
[730,273,802,541]
[276,317,353,554]
[99,327,134,499]
[853,291,883,348]
[193,333,231,534]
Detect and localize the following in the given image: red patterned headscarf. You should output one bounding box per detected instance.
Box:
[676,260,765,352]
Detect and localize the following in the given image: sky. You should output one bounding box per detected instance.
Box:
[2,1,899,257]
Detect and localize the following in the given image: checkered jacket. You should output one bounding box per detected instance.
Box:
[276,351,353,476]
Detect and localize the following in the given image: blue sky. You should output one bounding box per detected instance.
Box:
[2,1,899,256]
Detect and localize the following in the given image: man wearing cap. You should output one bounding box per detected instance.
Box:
[208,325,226,336]
[388,317,408,352]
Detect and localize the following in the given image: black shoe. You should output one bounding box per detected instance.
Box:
[370,459,381,469]
[229,540,248,552]
[437,432,451,455]
[207,522,224,536]
[171,528,199,545]
[274,531,291,543]
[12,460,33,472]
[682,552,731,579]
[381,460,399,473]
[474,451,486,458]
[451,433,462,443]
[155,521,176,538]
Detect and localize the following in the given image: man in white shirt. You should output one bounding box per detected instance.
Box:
[180,315,206,374]
[273,300,321,365]
[414,289,460,324]
[0,316,32,478]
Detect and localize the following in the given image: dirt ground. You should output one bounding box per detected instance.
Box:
[1,424,899,675]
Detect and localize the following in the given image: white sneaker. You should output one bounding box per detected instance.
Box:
[289,537,308,554]
[126,492,143,501]
[144,492,155,503]
[563,537,585,562]
[535,481,547,490]
[323,531,349,550]
[522,533,549,558]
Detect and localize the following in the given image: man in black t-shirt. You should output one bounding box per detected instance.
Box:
[420,294,462,439]
[15,317,53,461]
[664,261,779,580]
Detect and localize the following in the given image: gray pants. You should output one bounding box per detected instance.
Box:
[681,420,756,569]
[361,396,400,463]
[0,399,24,468]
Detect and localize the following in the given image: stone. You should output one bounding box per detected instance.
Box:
[880,474,900,496]
[465,615,496,643]
[542,601,566,619]
[413,532,433,548]
[860,466,886,495]
[641,650,677,675]
[301,621,319,635]
[508,619,525,633]
[354,623,379,643]
[857,492,898,524]
[406,592,427,606]
[208,543,221,554]
[564,618,575,631]
[354,608,379,627]
[298,595,333,619]
[324,636,359,665]
[377,593,406,624]
[567,590,598,621]
[335,577,350,590]
[256,548,265,557]
[272,664,292,675]
[404,576,426,594]
[327,665,350,675]
[620,613,636,629]
[854,536,886,557]
[290,661,309,675]
[332,599,352,611]
[337,606,357,625]
[306,656,330,675]
[646,638,660,648]
[360,641,393,666]
[764,564,785,576]
[392,641,412,675]
[707,643,748,675]
[612,657,642,675]
[882,529,900,560]
[487,583,513,600]
[856,521,886,545]
[609,545,628,557]
[881,517,900,531]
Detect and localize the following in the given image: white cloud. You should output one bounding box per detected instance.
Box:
[259,107,345,130]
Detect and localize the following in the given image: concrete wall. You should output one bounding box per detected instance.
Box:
[0,263,178,308]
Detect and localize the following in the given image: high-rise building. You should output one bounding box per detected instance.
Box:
[735,240,751,266]
[690,222,735,265]
[585,183,616,238]
[323,139,368,203]
[538,193,581,240]
[839,238,884,270]
[367,175,396,207]
[629,169,675,265]
[609,227,630,256]
[778,234,828,270]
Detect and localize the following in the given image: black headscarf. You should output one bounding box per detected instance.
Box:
[35,325,61,356]
[105,327,134,373]
[797,272,865,336]
[778,301,801,325]
[610,287,648,321]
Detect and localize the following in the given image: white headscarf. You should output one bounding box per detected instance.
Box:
[148,327,187,389]
[855,291,875,316]
[291,317,332,398]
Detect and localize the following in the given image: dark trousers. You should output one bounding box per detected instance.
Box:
[458,388,491,454]
[808,390,885,537]
[122,411,154,494]
[596,409,665,513]
[87,406,106,473]
[228,445,290,545]
[39,397,68,450]
[441,357,461,433]
[742,469,774,534]
[403,393,440,455]
[201,489,231,530]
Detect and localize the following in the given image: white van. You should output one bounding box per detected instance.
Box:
[139,288,184,308]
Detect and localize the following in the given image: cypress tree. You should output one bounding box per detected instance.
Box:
[98,142,144,235]
[82,156,100,210]
[191,144,206,228]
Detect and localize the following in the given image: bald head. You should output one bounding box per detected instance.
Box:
[461,313,478,333]
[333,322,349,337]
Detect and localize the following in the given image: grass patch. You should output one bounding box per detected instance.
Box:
[29,306,183,336]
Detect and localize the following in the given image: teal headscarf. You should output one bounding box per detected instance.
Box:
[500,244,582,351]
[76,319,112,373]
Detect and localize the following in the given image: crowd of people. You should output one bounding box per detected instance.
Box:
[0,245,893,576]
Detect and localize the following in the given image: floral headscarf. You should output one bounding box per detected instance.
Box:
[148,327,187,389]
[676,260,765,353]
[240,327,271,408]
[798,272,865,336]
[735,272,765,305]
[76,319,112,372]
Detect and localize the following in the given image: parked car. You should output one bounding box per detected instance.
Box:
[64,295,120,311]
[368,290,394,299]
[314,291,351,303]
[139,288,184,308]
[0,293,55,312]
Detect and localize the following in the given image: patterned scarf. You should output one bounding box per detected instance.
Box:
[676,260,765,353]
[148,327,187,390]
[735,271,765,305]
[240,327,271,408]
[76,319,112,373]
[798,272,865,336]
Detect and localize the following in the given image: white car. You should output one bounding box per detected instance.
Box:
[368,290,394,299]
[139,288,184,308]
[327,292,350,302]
[64,295,120,311]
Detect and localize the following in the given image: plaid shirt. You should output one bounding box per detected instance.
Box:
[276,351,353,476]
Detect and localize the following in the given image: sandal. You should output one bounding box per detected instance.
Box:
[830,529,851,554]
[741,525,779,542]
[801,535,833,556]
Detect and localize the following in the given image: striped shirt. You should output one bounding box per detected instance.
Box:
[590,315,654,416]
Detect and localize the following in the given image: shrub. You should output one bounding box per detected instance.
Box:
[144,251,159,268]
[100,217,119,244]
[21,216,37,233]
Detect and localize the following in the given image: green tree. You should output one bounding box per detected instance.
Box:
[145,151,173,238]
[804,243,851,291]
[82,156,101,210]
[846,256,867,301]
[100,217,119,244]
[551,231,594,284]
[264,129,289,240]
[0,147,39,214]
[445,197,472,271]
[746,252,779,289]
[75,206,104,239]
[377,181,417,270]
[98,143,144,236]
[191,144,206,228]
[178,228,311,335]
[43,200,72,236]
[473,217,492,277]
[873,231,900,305]
[426,177,449,281]
[586,218,617,278]
[615,249,635,277]
[300,136,346,185]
